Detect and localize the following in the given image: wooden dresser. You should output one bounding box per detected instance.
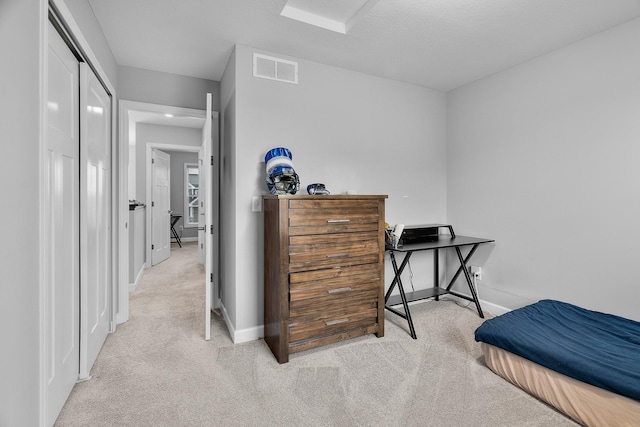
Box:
[263,195,387,363]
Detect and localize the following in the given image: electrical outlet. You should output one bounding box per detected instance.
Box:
[470,266,482,280]
[252,196,262,212]
[179,225,183,231]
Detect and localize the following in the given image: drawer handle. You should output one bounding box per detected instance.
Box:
[327,287,352,295]
[327,253,349,259]
[327,219,350,224]
[325,318,349,326]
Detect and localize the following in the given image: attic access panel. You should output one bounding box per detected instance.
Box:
[280,0,380,34]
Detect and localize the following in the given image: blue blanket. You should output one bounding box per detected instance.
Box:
[475,299,640,401]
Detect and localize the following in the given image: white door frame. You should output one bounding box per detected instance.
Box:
[119,100,205,321]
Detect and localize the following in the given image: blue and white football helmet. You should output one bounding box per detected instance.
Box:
[265,147,300,195]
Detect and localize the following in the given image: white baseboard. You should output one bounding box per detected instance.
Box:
[477,298,511,316]
[173,236,198,243]
[445,292,511,317]
[235,325,263,343]
[219,303,263,344]
[215,291,510,347]
[128,265,145,292]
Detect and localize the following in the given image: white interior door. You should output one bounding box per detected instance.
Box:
[79,63,111,379]
[152,149,171,265]
[45,21,80,425]
[198,146,205,265]
[203,93,220,340]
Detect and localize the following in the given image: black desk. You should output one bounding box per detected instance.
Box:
[385,226,494,339]
[170,214,182,248]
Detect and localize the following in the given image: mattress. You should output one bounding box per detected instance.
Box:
[481,342,640,426]
[474,299,640,401]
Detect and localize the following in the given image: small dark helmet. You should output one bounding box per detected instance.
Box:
[307,183,330,195]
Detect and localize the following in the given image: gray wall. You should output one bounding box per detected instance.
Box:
[165,150,199,239]
[0,2,42,425]
[118,65,220,112]
[447,17,640,321]
[222,45,448,337]
[220,47,237,331]
[60,0,118,86]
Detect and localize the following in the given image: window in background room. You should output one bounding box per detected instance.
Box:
[184,163,199,226]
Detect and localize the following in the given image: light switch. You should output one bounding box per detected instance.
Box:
[252,196,262,212]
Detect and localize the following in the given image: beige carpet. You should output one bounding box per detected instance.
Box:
[55,242,576,426]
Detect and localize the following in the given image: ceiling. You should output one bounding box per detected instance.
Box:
[88,0,640,92]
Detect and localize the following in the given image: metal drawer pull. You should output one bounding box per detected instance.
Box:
[325,318,349,326]
[327,219,350,223]
[327,253,349,258]
[327,287,351,295]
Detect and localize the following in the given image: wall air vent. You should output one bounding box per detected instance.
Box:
[253,53,298,85]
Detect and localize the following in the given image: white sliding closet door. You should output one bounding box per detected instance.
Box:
[80,63,111,379]
[45,21,80,426]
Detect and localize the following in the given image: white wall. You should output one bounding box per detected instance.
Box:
[226,45,447,338]
[447,17,640,320]
[0,2,43,425]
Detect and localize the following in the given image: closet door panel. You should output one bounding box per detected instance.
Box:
[45,21,80,426]
[80,64,112,379]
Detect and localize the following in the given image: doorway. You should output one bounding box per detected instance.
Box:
[119,100,221,337]
[146,144,202,267]
[148,146,201,266]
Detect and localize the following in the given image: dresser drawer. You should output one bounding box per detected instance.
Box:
[289,302,379,343]
[289,199,381,210]
[288,199,380,236]
[290,230,378,245]
[290,267,381,303]
[289,240,380,272]
[289,280,379,318]
[290,262,381,287]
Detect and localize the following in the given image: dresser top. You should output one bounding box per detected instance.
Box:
[263,194,388,200]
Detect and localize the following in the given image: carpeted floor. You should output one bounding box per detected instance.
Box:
[55,242,576,426]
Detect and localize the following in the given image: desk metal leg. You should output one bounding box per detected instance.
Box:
[171,226,182,248]
[433,248,439,301]
[446,244,484,318]
[447,244,478,289]
[385,252,417,338]
[385,252,417,339]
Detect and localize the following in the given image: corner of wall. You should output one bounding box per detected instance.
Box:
[219,301,262,344]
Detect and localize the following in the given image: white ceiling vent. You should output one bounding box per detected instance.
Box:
[253,53,298,84]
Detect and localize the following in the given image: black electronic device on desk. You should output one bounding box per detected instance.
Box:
[399,224,452,246]
[384,224,494,339]
[386,223,452,249]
